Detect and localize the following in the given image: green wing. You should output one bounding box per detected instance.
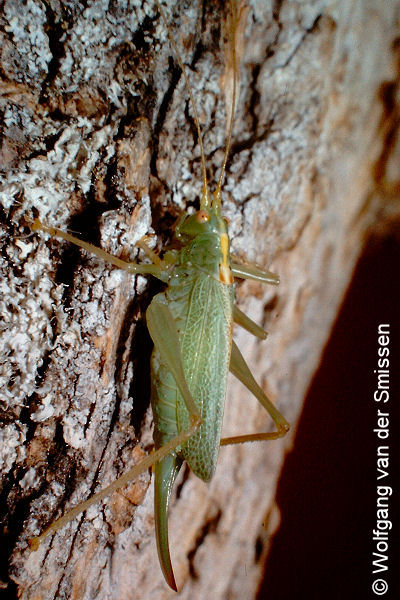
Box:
[177,274,233,481]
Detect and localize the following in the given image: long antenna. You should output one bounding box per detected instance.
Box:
[155,0,211,209]
[213,0,237,211]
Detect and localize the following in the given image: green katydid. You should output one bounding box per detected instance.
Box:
[28,0,289,590]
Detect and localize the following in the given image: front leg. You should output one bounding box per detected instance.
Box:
[30,218,169,281]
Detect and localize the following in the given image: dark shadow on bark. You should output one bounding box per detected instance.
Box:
[258,233,400,600]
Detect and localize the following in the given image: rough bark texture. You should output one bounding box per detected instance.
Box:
[1,1,399,599]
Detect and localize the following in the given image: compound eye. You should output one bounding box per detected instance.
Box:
[196,210,210,223]
[223,216,230,225]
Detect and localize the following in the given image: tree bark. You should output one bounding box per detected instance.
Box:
[1,1,399,599]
